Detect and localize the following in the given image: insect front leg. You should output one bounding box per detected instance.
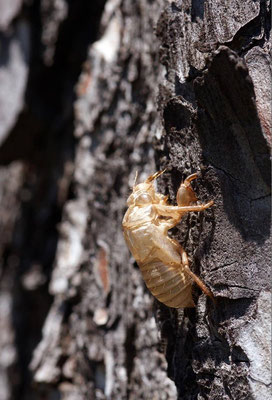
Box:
[180,247,214,300]
[177,173,212,207]
[146,169,166,183]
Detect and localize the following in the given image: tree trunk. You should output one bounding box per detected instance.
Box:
[0,1,270,399]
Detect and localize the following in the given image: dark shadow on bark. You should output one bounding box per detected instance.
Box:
[191,0,205,21]
[226,1,271,54]
[194,47,271,244]
[171,297,254,399]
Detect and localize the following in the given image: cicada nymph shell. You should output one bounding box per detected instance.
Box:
[122,171,214,308]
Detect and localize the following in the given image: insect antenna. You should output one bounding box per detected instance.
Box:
[133,170,139,187]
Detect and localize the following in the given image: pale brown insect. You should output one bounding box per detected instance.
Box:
[122,170,214,308]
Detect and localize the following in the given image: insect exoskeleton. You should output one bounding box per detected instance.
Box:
[122,170,214,308]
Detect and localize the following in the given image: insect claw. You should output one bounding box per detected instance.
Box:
[184,173,198,186]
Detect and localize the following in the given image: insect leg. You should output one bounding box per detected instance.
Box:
[155,202,214,217]
[180,247,214,300]
[146,169,166,183]
[177,202,214,212]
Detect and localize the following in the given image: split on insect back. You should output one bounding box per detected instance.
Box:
[122,169,214,308]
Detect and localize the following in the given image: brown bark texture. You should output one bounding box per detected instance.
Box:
[0,0,271,399]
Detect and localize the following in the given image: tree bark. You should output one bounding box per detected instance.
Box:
[0,1,270,399]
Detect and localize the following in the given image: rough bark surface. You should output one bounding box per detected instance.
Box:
[0,1,271,400]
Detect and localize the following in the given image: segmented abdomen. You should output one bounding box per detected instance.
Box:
[139,259,194,308]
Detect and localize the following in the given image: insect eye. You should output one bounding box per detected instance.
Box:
[135,193,152,205]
